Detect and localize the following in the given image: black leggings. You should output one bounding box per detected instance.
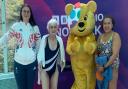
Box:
[14,60,37,89]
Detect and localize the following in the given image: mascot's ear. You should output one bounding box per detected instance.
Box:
[65,4,73,15]
[87,1,97,13]
[80,3,88,18]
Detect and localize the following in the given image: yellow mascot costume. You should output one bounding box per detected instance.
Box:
[65,1,97,89]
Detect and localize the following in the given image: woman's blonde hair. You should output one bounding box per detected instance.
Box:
[47,18,58,29]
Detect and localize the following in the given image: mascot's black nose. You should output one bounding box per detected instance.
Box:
[78,22,85,28]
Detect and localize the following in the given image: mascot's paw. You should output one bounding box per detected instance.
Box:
[84,37,96,54]
[70,37,80,54]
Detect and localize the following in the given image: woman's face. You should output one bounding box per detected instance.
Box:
[48,23,58,35]
[21,6,31,22]
[103,18,113,33]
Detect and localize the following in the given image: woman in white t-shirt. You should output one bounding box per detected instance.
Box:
[0,4,41,89]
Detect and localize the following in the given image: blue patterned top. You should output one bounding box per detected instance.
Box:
[97,33,119,69]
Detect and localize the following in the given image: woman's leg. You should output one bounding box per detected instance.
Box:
[50,67,59,89]
[14,61,27,89]
[27,61,37,89]
[109,69,118,89]
[41,69,49,89]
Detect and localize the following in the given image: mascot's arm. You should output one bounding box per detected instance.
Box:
[66,34,74,55]
[66,34,80,55]
[84,34,97,54]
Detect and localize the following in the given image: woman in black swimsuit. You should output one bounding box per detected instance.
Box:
[37,18,65,89]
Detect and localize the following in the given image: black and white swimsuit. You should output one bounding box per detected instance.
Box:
[42,37,60,78]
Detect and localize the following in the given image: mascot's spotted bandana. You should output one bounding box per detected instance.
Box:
[65,1,97,89]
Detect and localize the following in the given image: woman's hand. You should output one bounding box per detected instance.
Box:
[38,63,42,72]
[60,61,65,72]
[37,70,41,85]
[37,63,42,85]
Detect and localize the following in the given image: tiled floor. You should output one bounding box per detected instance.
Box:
[0,78,17,89]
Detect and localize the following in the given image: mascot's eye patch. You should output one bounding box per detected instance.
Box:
[70,10,76,19]
[84,16,88,21]
[77,11,80,19]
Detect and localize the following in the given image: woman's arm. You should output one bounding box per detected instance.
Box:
[0,22,19,47]
[57,36,65,72]
[37,63,42,85]
[37,35,48,67]
[0,28,16,47]
[104,32,121,68]
[34,26,41,53]
[0,32,9,47]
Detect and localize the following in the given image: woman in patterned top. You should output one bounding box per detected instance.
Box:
[0,4,41,89]
[96,16,121,89]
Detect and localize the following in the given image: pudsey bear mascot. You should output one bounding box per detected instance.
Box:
[65,1,97,89]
